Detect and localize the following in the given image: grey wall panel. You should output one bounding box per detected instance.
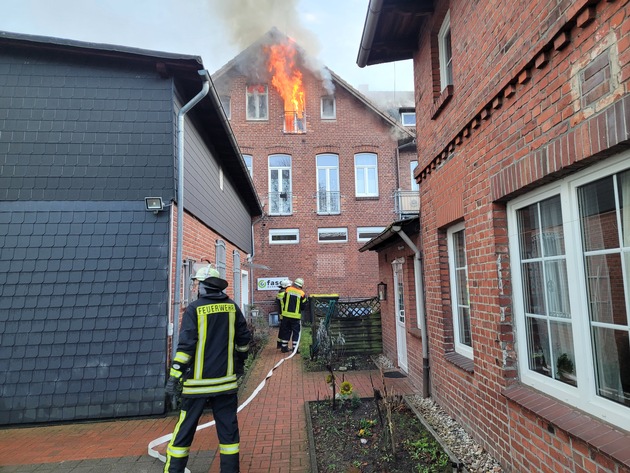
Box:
[0,47,176,202]
[175,97,253,253]
[0,201,169,425]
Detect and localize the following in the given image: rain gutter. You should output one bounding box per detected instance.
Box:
[357,0,384,68]
[172,70,210,359]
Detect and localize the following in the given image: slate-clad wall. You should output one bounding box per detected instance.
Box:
[0,46,174,424]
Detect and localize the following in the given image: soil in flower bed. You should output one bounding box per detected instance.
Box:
[308,397,452,473]
[303,354,377,372]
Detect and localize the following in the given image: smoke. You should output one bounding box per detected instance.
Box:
[209,0,334,93]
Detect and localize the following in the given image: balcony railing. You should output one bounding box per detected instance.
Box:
[283,111,306,134]
[394,189,420,219]
[268,191,293,215]
[316,191,341,215]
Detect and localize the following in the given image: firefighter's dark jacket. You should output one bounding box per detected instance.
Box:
[170,290,251,397]
[277,286,307,319]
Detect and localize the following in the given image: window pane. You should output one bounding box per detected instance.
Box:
[619,169,630,246]
[356,154,376,166]
[269,154,290,167]
[317,154,338,167]
[592,327,630,406]
[579,176,619,251]
[453,230,466,266]
[518,203,542,259]
[459,306,471,347]
[585,253,628,325]
[357,170,365,194]
[540,197,565,256]
[551,320,577,386]
[545,260,571,318]
[527,316,551,377]
[367,168,377,193]
[522,262,546,315]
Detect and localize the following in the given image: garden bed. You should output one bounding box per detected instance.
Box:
[306,395,456,473]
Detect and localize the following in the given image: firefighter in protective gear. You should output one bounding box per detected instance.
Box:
[277,278,307,353]
[276,279,292,348]
[164,265,251,473]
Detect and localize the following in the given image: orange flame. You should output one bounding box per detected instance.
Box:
[267,40,305,132]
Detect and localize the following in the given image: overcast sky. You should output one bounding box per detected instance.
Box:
[0,0,414,92]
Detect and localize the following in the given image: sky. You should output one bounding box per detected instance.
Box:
[0,0,414,92]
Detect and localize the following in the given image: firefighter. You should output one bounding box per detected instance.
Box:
[276,279,291,349]
[277,277,307,353]
[164,265,251,473]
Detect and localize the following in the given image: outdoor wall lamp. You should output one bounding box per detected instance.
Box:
[377,281,387,301]
[145,197,164,214]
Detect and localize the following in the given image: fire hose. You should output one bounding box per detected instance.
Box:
[148,327,301,472]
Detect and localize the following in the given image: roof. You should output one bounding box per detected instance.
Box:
[359,216,420,252]
[212,28,415,142]
[357,0,434,67]
[0,30,262,217]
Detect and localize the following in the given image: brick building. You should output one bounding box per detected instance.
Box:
[359,0,630,472]
[212,29,416,317]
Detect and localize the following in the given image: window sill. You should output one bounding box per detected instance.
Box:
[503,384,630,469]
[408,327,422,341]
[444,351,474,373]
[355,196,379,201]
[430,85,453,120]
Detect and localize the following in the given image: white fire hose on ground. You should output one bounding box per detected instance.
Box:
[148,329,302,472]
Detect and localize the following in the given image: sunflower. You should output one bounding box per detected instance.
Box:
[339,381,353,395]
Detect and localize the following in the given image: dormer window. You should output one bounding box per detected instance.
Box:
[401,112,416,127]
[246,85,268,120]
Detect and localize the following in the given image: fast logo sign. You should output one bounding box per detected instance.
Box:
[257,277,288,291]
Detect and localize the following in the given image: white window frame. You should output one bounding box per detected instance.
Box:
[401,112,416,127]
[447,222,473,359]
[220,95,231,120]
[268,154,292,216]
[438,11,453,91]
[246,84,268,121]
[321,95,336,119]
[316,153,340,215]
[269,228,299,245]
[354,152,379,197]
[318,227,348,243]
[243,154,253,177]
[357,226,386,242]
[507,152,630,431]
[410,160,419,191]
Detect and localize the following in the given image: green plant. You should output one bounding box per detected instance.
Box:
[556,353,574,374]
[403,432,450,473]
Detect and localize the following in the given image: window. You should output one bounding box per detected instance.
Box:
[401,112,416,127]
[232,250,241,306]
[243,154,253,177]
[220,96,231,119]
[316,154,340,214]
[246,84,268,120]
[508,154,630,430]
[269,229,299,244]
[410,161,419,192]
[268,154,292,215]
[354,153,378,197]
[438,11,453,90]
[318,227,348,243]
[215,239,226,279]
[447,222,472,358]
[321,96,336,119]
[357,226,386,242]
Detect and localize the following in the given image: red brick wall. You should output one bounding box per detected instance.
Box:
[402,0,630,472]
[216,66,414,313]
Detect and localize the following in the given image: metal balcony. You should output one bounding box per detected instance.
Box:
[316,191,341,215]
[394,189,420,219]
[268,191,293,215]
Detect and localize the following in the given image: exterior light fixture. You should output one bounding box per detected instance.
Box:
[145,197,164,214]
[377,281,387,301]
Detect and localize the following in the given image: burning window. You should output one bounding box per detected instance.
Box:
[267,40,306,133]
[246,85,268,120]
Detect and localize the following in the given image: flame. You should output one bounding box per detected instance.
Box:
[267,40,305,132]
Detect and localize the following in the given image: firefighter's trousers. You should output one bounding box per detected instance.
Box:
[279,317,301,351]
[164,394,240,473]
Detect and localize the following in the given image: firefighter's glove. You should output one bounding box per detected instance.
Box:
[165,375,182,396]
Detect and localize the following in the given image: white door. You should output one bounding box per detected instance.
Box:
[393,259,408,372]
[241,270,249,310]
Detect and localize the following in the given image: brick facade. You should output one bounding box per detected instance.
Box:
[363,0,630,471]
[213,39,416,316]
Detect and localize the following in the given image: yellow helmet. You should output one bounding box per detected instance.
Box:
[192,265,220,281]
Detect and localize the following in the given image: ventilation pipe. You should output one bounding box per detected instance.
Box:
[172,70,210,359]
[391,224,430,397]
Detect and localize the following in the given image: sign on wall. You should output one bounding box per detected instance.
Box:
[257,277,288,291]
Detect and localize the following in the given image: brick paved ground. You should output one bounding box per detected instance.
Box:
[0,337,414,472]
